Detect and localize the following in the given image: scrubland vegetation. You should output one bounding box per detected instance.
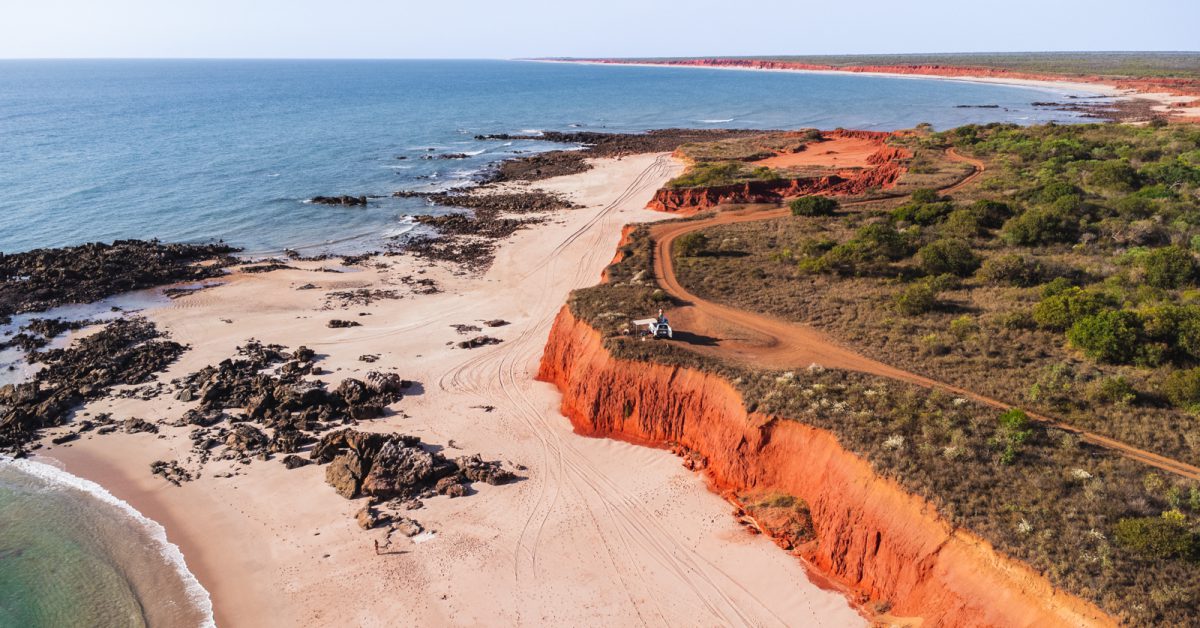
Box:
[569,122,1200,625]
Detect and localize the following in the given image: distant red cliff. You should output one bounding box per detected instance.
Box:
[571,57,1200,106]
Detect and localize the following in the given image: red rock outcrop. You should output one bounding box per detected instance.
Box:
[649,131,910,213]
[648,160,905,213]
[537,307,1116,627]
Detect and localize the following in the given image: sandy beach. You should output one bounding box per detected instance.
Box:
[38,153,864,627]
[538,59,1200,120]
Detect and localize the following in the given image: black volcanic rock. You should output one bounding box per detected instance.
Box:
[0,240,237,317]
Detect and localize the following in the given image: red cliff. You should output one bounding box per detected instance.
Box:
[649,157,905,213]
[537,306,1116,627]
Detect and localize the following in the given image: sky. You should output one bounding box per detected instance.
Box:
[1,0,1196,59]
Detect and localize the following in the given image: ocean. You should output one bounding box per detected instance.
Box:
[0,59,1105,627]
[0,59,1104,256]
[0,459,212,628]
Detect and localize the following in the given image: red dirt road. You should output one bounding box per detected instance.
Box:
[648,151,1200,480]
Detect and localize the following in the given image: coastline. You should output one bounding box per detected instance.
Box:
[36,154,865,627]
[533,58,1200,120]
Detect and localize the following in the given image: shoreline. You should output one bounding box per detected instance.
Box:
[34,153,865,627]
[533,58,1200,121]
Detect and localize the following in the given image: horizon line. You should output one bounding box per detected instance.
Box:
[1,50,1198,62]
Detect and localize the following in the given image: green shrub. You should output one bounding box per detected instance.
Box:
[1091,376,1137,405]
[917,239,981,277]
[1033,287,1114,330]
[1067,310,1142,364]
[967,199,1013,229]
[855,222,910,261]
[1002,206,1080,246]
[941,209,984,237]
[1113,510,1198,560]
[910,188,942,204]
[1163,368,1200,410]
[1141,246,1198,290]
[1087,160,1141,193]
[789,196,839,217]
[675,232,710,257]
[977,254,1044,286]
[949,315,977,340]
[894,281,939,315]
[995,408,1033,465]
[1040,276,1075,297]
[668,162,743,188]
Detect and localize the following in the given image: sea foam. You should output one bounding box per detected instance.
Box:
[6,457,216,628]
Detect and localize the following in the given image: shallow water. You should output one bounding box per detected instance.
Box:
[0,458,212,628]
[0,59,1104,256]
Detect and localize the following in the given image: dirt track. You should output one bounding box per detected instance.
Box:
[648,150,1200,481]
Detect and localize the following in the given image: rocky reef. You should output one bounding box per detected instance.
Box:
[0,239,237,317]
[0,318,186,454]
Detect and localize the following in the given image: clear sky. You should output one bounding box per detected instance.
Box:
[1,0,1196,59]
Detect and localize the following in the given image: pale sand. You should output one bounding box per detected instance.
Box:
[539,59,1200,119]
[40,153,864,627]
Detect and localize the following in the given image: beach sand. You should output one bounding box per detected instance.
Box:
[40,153,864,627]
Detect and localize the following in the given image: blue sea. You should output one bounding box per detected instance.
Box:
[0,59,1105,627]
[0,59,1104,256]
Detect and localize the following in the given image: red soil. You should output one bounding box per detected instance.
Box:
[650,131,909,213]
[537,307,1117,627]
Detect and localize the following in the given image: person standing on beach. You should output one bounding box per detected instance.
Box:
[373,540,380,555]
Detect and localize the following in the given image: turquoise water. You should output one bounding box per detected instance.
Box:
[0,459,212,628]
[0,59,1103,256]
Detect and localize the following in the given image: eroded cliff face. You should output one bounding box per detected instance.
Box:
[537,307,1116,627]
[649,136,909,213]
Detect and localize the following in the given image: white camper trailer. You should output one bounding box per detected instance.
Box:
[633,309,673,339]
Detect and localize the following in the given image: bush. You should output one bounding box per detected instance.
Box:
[1114,511,1198,559]
[977,254,1044,286]
[910,188,942,204]
[1033,287,1113,331]
[894,281,939,315]
[916,239,981,277]
[1002,206,1080,246]
[855,222,910,261]
[789,196,839,217]
[967,199,1013,229]
[1141,246,1197,290]
[675,232,709,257]
[1087,160,1141,193]
[1067,310,1142,364]
[668,162,742,188]
[1091,376,1137,405]
[1163,368,1200,410]
[995,408,1033,465]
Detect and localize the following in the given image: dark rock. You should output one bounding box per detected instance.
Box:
[282,454,312,469]
[0,240,237,318]
[456,336,502,349]
[435,476,466,498]
[50,432,79,445]
[327,319,361,329]
[455,454,515,485]
[1,318,183,454]
[123,417,159,434]
[310,195,367,207]
[225,423,268,452]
